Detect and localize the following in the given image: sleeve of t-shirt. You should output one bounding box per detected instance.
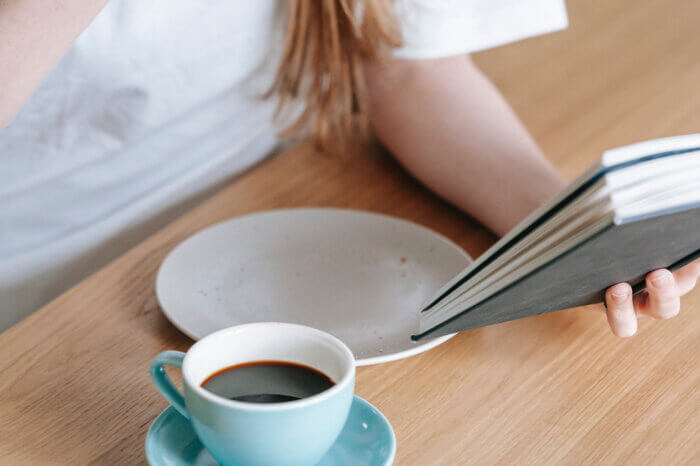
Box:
[392,0,568,59]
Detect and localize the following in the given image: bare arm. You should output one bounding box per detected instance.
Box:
[365,54,700,337]
[0,0,108,129]
[365,55,565,237]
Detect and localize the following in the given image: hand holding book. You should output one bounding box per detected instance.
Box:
[601,260,700,337]
[415,135,700,340]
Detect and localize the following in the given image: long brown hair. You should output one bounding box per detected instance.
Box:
[268,0,401,152]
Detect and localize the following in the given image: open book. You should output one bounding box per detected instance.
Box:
[413,134,700,340]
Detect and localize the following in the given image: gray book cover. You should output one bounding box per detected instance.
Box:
[414,204,700,340]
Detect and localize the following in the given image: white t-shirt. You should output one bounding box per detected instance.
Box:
[0,0,567,331]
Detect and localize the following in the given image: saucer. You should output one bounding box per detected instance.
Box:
[145,395,396,465]
[156,208,470,365]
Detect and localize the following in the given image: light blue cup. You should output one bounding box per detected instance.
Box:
[151,323,355,466]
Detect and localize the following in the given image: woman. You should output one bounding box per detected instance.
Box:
[1,0,697,335]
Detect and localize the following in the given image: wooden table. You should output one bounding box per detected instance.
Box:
[2,0,699,464]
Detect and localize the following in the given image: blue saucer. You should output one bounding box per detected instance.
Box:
[146,395,396,465]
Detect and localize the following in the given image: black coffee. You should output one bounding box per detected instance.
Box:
[201,361,334,403]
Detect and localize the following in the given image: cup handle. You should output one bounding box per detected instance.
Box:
[150,351,190,420]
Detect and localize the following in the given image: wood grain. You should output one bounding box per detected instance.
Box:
[1,0,699,464]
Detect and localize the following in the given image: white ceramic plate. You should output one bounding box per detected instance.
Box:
[156,209,470,365]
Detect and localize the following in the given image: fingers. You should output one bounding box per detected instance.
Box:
[604,265,692,337]
[605,283,637,337]
[636,269,681,320]
[673,258,700,295]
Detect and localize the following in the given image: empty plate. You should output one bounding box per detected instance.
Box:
[156,209,470,365]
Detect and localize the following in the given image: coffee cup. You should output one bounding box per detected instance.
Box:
[150,322,355,465]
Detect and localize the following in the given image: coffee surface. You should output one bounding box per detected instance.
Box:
[201,361,334,403]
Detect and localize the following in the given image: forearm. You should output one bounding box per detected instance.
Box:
[365,55,566,237]
[0,0,108,129]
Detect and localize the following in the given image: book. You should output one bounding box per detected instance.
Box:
[413,134,700,340]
